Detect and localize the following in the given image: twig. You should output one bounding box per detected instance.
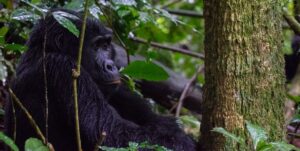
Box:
[42,15,49,143]
[11,99,16,141]
[8,88,46,143]
[72,0,90,151]
[161,0,181,9]
[166,9,203,18]
[283,8,300,35]
[129,37,204,59]
[94,132,107,151]
[175,66,203,117]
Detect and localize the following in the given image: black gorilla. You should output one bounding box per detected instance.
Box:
[4,9,196,151]
[285,35,300,82]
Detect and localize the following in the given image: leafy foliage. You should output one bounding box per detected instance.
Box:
[121,60,169,81]
[0,132,19,151]
[213,121,299,151]
[100,141,172,151]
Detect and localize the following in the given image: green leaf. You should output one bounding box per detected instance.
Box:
[89,5,102,19]
[246,121,268,150]
[211,127,244,144]
[121,60,169,81]
[25,138,49,151]
[0,36,4,45]
[112,0,136,6]
[0,26,9,37]
[4,43,28,52]
[179,115,200,128]
[270,142,300,151]
[0,132,19,151]
[287,93,300,104]
[11,9,41,22]
[52,11,80,38]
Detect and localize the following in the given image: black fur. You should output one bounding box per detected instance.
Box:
[5,9,196,151]
[285,35,300,82]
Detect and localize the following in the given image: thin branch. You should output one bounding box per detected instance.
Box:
[11,99,16,141]
[166,9,203,18]
[8,88,46,143]
[72,0,90,151]
[283,8,300,35]
[42,16,49,143]
[94,132,107,151]
[175,66,203,117]
[130,37,204,59]
[161,0,181,9]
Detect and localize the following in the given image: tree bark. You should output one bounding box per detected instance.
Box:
[199,0,285,150]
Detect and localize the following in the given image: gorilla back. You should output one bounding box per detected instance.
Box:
[4,9,196,151]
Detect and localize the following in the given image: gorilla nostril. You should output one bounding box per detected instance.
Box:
[104,61,116,72]
[106,64,113,71]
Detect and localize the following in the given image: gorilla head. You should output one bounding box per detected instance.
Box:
[26,9,120,86]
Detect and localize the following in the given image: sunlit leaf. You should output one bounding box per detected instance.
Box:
[52,11,80,37]
[11,9,41,22]
[270,142,300,151]
[246,121,268,150]
[212,127,244,144]
[89,4,103,19]
[121,60,169,81]
[112,0,136,6]
[0,132,19,151]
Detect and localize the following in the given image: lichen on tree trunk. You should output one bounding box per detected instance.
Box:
[199,0,285,150]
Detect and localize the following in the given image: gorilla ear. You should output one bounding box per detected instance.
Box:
[55,33,63,50]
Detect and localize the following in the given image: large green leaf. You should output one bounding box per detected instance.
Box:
[121,60,169,81]
[211,127,244,144]
[246,121,268,150]
[52,11,79,38]
[25,138,49,151]
[269,142,300,151]
[0,132,19,151]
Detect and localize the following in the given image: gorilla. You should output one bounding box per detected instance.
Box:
[4,9,196,151]
[285,35,300,82]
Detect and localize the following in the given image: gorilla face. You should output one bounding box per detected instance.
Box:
[82,30,120,85]
[47,9,121,85]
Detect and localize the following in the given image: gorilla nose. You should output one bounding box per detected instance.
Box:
[103,60,117,73]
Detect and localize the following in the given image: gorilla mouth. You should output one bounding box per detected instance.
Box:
[105,79,121,85]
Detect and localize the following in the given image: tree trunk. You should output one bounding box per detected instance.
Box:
[199,0,285,150]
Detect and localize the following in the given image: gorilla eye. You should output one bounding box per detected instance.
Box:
[102,43,108,50]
